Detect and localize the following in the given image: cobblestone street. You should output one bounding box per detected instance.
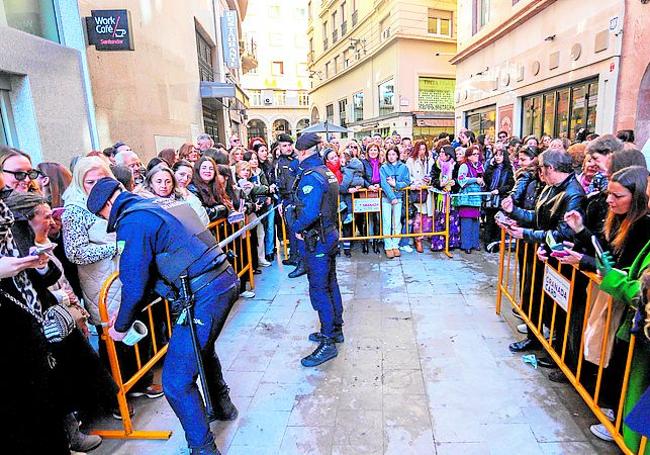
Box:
[95,250,618,455]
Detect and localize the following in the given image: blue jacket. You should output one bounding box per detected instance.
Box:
[108,192,226,331]
[380,161,411,201]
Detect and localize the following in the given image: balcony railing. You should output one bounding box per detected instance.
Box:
[341,21,347,35]
[332,29,338,43]
[379,104,394,116]
[352,10,358,26]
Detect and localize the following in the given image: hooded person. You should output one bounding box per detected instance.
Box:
[86,177,240,455]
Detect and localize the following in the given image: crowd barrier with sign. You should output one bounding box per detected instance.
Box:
[337,187,454,257]
[495,229,648,455]
[91,215,257,440]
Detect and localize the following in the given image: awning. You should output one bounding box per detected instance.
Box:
[200,81,249,110]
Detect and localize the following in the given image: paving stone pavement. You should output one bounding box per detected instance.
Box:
[93,249,620,455]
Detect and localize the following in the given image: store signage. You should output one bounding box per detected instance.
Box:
[543,265,571,312]
[86,10,134,51]
[221,10,240,70]
[353,198,381,214]
[418,78,455,112]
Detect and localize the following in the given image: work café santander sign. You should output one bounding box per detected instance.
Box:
[85,10,134,51]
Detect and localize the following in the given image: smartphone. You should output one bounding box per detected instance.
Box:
[550,249,570,258]
[592,235,605,259]
[31,243,55,256]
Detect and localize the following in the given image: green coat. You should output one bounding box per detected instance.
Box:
[599,238,650,453]
[600,239,650,341]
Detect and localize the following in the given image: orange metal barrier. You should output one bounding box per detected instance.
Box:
[92,216,256,440]
[207,216,255,288]
[92,272,173,440]
[496,229,648,455]
[337,187,453,257]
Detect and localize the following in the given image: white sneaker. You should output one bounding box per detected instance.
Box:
[258,259,271,267]
[543,325,551,339]
[400,245,414,253]
[240,290,255,298]
[600,407,615,422]
[590,423,614,442]
[517,323,528,334]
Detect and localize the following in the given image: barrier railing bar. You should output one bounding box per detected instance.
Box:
[147,306,158,355]
[576,280,594,382]
[594,296,614,405]
[560,267,578,361]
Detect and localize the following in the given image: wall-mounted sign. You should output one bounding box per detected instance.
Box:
[418,78,455,112]
[86,10,134,51]
[221,10,240,70]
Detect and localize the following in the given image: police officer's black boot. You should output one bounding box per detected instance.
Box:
[362,241,369,254]
[308,325,344,343]
[190,441,221,455]
[301,336,338,367]
[288,260,307,278]
[208,383,238,422]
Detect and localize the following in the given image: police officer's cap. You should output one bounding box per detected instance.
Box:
[87,177,122,214]
[295,132,321,151]
[277,133,294,144]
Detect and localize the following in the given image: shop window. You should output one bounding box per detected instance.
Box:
[378,79,394,116]
[542,93,556,137]
[2,0,60,42]
[556,88,570,139]
[521,78,598,140]
[465,105,496,139]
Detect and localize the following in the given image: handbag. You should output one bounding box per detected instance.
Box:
[584,288,625,368]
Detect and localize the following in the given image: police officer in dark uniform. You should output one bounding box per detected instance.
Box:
[86,178,238,455]
[291,133,344,367]
[275,134,306,278]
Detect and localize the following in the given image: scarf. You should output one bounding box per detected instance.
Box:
[326,161,343,184]
[466,160,484,178]
[489,164,503,191]
[0,198,42,317]
[369,157,381,184]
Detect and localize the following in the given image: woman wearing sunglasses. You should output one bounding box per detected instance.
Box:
[0,148,42,193]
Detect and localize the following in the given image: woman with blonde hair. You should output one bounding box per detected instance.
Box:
[62,156,163,402]
[178,142,199,163]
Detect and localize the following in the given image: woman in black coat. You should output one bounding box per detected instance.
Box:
[483,148,515,247]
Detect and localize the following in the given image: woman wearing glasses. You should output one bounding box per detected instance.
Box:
[0,148,42,193]
[457,145,485,254]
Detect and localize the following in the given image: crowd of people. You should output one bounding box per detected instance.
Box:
[3,123,650,453]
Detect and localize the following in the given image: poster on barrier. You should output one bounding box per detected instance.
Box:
[353,198,381,213]
[543,265,571,311]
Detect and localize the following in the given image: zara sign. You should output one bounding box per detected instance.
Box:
[86,10,134,51]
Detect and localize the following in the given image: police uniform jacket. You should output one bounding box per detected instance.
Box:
[275,154,299,200]
[107,192,227,332]
[291,153,339,234]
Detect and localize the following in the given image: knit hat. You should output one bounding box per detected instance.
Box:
[86,177,121,214]
[4,191,47,221]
